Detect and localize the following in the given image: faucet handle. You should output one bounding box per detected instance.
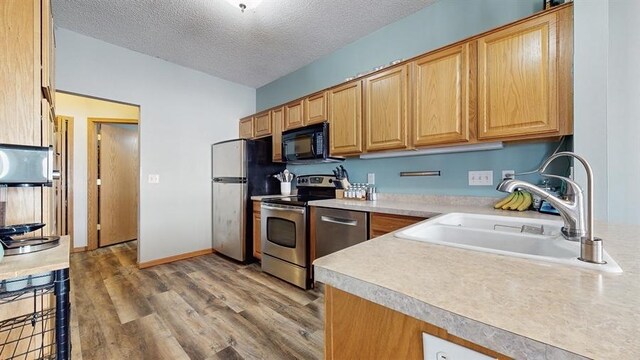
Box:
[541,174,582,194]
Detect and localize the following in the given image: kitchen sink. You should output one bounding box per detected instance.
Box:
[395,213,622,273]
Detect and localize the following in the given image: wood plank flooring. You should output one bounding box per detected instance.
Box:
[70,241,324,360]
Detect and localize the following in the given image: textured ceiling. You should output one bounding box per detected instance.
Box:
[52,0,437,88]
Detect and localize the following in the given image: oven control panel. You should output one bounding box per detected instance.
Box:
[296,175,337,188]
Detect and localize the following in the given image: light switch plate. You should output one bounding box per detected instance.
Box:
[468,171,493,186]
[148,174,160,184]
[367,173,375,185]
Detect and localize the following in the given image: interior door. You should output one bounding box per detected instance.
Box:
[99,123,138,247]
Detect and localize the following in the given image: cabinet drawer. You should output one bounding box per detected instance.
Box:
[369,212,426,238]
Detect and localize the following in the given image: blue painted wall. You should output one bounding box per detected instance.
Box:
[256,0,567,197]
[287,141,570,197]
[257,0,543,110]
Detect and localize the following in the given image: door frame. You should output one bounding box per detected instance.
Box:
[55,115,75,251]
[87,117,139,251]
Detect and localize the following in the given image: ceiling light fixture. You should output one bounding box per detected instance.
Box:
[222,0,263,12]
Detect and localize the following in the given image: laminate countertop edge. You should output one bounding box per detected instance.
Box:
[314,266,587,360]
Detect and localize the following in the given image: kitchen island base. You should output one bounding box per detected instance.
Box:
[324,286,508,360]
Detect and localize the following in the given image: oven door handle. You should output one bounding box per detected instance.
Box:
[320,216,358,226]
[261,204,306,214]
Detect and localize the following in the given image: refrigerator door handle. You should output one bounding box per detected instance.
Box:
[213,177,247,183]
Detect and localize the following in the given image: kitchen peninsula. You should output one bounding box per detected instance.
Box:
[312,199,640,359]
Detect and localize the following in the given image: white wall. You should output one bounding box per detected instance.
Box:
[574,0,640,225]
[55,29,255,262]
[607,0,640,225]
[55,93,139,249]
[573,0,609,221]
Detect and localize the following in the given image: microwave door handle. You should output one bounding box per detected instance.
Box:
[310,133,316,157]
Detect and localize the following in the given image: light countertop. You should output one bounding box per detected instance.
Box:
[313,203,640,359]
[308,196,559,220]
[0,235,70,280]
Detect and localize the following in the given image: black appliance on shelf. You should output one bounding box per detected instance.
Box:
[281,122,344,164]
[0,143,59,255]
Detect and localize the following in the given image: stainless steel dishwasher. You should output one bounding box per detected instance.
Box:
[314,207,368,258]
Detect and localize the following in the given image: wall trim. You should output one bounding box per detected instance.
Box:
[72,246,87,253]
[138,248,214,269]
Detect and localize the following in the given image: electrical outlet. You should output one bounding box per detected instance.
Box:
[148,174,160,184]
[367,173,375,185]
[468,171,493,186]
[502,170,515,180]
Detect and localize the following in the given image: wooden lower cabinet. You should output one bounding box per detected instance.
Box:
[369,212,426,238]
[252,201,261,260]
[324,286,509,360]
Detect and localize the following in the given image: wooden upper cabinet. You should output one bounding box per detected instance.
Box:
[328,81,363,156]
[305,92,327,125]
[271,107,284,162]
[412,43,472,147]
[284,100,305,130]
[477,11,559,140]
[239,116,254,138]
[364,65,409,152]
[253,111,272,137]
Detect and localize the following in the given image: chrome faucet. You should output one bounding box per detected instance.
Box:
[496,152,605,264]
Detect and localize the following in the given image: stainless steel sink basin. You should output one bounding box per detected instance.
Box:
[395,213,622,273]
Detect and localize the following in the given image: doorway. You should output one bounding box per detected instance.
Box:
[88,118,139,250]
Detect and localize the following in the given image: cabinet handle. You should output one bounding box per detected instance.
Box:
[320,216,357,226]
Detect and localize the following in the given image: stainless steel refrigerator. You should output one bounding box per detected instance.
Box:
[211,138,284,261]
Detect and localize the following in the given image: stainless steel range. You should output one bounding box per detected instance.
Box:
[260,174,337,289]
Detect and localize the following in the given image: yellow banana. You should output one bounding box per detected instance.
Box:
[517,191,533,211]
[502,191,521,210]
[508,192,525,210]
[494,192,516,209]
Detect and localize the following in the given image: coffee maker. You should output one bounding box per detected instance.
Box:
[0,143,60,255]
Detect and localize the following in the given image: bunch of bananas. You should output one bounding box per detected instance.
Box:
[494,191,532,211]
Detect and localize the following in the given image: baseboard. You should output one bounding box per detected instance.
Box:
[137,248,214,269]
[72,246,87,253]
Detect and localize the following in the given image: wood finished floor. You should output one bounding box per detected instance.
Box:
[69,241,324,360]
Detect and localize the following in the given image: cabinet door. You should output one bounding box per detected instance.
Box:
[239,116,254,138]
[271,107,284,162]
[252,201,261,260]
[254,111,272,137]
[365,65,409,151]
[412,44,471,146]
[305,92,327,125]
[41,0,55,106]
[284,100,305,130]
[477,12,558,139]
[328,81,363,156]
[369,213,426,239]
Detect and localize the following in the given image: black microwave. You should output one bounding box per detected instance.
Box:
[281,122,343,164]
